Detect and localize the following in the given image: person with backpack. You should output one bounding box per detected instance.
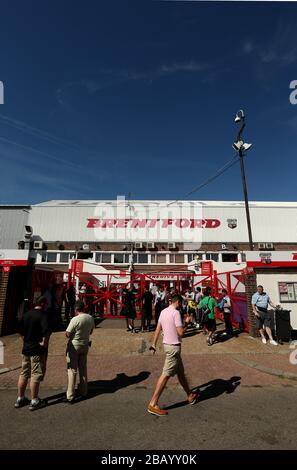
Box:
[219,289,234,337]
[198,286,218,346]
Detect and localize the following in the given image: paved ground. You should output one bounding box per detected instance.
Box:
[1,319,297,450]
[1,386,297,450]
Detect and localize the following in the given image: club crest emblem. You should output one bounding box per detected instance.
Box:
[227,219,237,229]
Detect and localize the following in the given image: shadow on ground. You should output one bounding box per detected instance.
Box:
[43,371,151,407]
[164,376,241,411]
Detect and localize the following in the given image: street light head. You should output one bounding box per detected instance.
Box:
[234,109,245,123]
[242,142,252,152]
[232,140,243,152]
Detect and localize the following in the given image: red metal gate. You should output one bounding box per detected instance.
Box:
[68,260,214,319]
[214,269,248,331]
[31,261,248,331]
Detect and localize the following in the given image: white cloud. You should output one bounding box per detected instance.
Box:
[56,60,207,103]
[243,21,297,66]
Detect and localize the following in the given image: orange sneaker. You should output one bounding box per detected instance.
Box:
[147,404,168,416]
[188,391,198,405]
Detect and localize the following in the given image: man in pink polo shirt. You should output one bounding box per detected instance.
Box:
[147,294,198,416]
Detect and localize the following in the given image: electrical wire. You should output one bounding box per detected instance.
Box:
[0,113,84,150]
[167,154,240,206]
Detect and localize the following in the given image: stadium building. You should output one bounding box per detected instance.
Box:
[1,199,297,336]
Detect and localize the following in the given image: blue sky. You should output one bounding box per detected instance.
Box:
[1,0,297,204]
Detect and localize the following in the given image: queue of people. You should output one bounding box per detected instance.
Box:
[14,282,280,412]
[120,283,236,339]
[15,296,95,409]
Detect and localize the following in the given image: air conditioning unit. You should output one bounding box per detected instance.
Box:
[33,241,43,250]
[82,244,90,251]
[135,242,143,249]
[168,242,176,250]
[265,243,274,250]
[147,242,155,249]
[258,243,266,250]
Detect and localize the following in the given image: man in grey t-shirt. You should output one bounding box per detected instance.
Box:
[252,285,278,346]
[65,301,95,402]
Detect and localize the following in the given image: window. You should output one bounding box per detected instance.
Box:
[151,254,166,264]
[187,253,197,262]
[137,253,148,264]
[169,254,184,264]
[205,253,219,262]
[95,253,112,263]
[187,253,203,263]
[114,253,124,263]
[278,282,297,302]
[77,252,93,260]
[101,253,112,263]
[128,253,149,264]
[45,252,58,263]
[222,253,238,262]
[113,253,130,263]
[60,252,72,263]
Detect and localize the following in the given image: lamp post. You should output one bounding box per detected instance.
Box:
[128,242,134,273]
[233,110,254,251]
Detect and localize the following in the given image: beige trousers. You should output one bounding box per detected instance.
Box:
[66,343,89,400]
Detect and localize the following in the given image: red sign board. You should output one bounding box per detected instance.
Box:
[201,261,213,276]
[0,260,27,266]
[87,218,221,229]
[74,260,84,274]
[2,266,11,273]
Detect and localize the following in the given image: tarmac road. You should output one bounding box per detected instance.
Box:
[1,384,297,450]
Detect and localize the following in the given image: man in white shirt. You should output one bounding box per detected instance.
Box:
[195,287,203,304]
[185,288,195,300]
[154,286,166,325]
[65,301,95,402]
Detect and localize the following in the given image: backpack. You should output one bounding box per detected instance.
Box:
[201,297,212,324]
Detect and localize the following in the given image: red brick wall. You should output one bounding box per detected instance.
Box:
[244,272,258,337]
